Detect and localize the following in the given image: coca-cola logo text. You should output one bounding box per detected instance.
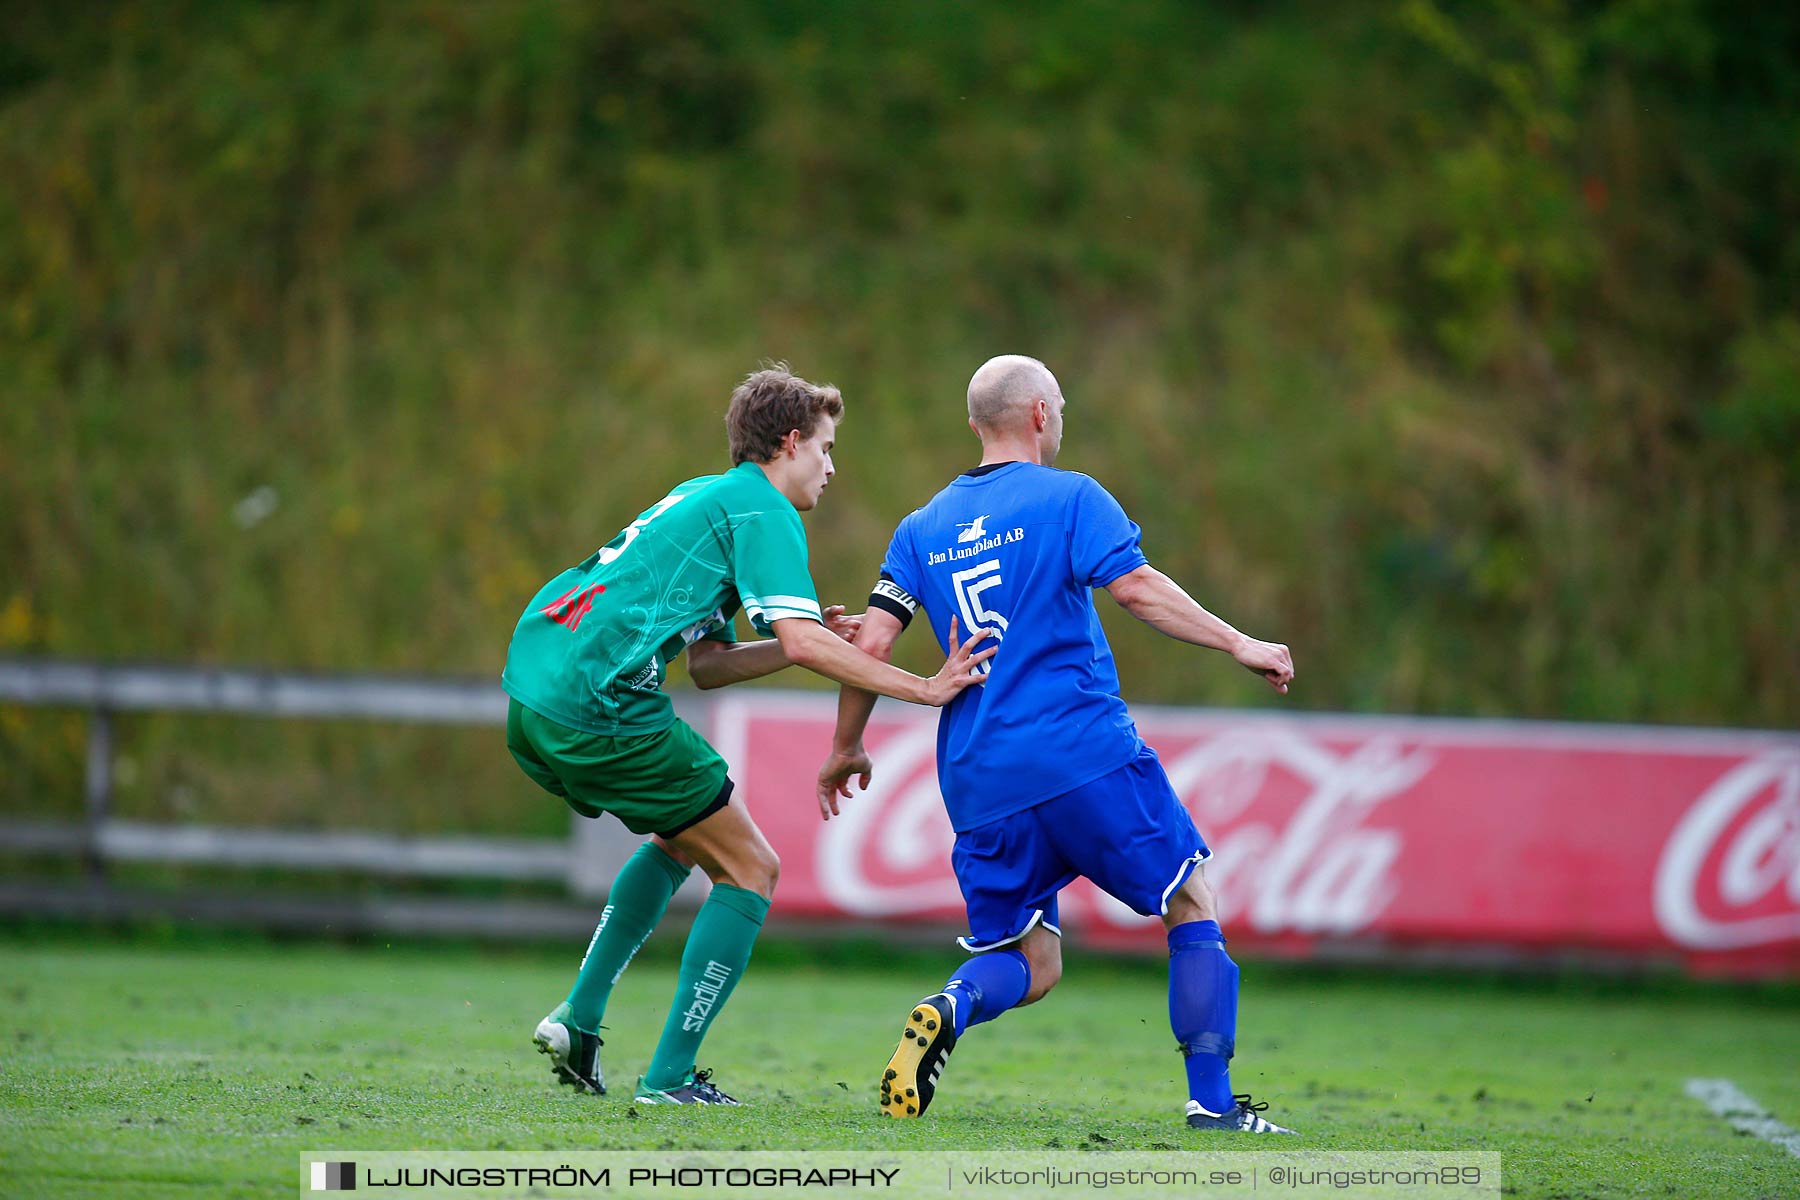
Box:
[814,720,1423,938]
[1655,752,1800,950]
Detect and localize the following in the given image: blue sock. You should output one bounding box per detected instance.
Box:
[1169,919,1238,1114]
[941,949,1031,1037]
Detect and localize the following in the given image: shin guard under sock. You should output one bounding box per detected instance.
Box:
[1168,919,1239,1114]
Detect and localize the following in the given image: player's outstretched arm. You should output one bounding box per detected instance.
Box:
[1104,563,1294,694]
[815,607,909,820]
[775,613,991,707]
[684,605,863,689]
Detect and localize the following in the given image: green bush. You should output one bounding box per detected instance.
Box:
[2,0,1794,827]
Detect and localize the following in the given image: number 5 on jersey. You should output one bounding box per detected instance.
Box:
[951,559,1007,674]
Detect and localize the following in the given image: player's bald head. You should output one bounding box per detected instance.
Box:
[966,355,1061,433]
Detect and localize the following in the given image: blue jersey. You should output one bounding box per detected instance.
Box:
[870,462,1150,832]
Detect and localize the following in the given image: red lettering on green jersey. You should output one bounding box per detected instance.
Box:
[542,584,605,631]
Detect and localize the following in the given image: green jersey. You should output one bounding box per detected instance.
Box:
[502,461,822,735]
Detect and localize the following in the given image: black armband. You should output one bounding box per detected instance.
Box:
[867,573,918,629]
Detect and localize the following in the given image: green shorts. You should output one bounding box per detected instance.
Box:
[506,698,732,837]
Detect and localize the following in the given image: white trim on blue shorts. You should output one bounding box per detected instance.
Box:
[1158,847,1213,916]
[956,907,1063,953]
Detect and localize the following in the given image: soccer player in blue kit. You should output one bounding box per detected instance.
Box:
[816,355,1299,1134]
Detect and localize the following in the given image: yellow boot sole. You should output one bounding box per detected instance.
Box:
[878,997,954,1117]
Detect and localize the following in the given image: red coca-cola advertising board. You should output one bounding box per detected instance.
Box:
[712,693,1800,976]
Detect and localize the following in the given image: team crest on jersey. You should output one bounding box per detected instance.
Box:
[621,661,661,692]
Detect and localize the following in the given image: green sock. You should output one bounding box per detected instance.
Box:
[565,842,690,1034]
[642,883,771,1090]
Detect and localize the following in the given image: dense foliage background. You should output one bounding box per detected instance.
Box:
[2,0,1795,827]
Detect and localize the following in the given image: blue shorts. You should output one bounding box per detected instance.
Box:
[950,747,1210,952]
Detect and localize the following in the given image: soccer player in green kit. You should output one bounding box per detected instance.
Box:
[503,365,994,1105]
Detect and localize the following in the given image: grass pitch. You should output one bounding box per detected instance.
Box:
[2,932,1797,1199]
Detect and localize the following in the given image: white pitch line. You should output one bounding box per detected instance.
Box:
[1685,1078,1800,1159]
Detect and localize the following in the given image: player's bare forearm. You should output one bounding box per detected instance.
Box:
[774,615,993,707]
[831,607,903,753]
[684,638,792,690]
[817,606,903,818]
[1106,565,1243,651]
[685,603,863,690]
[831,686,879,755]
[775,619,923,701]
[1105,563,1295,693]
